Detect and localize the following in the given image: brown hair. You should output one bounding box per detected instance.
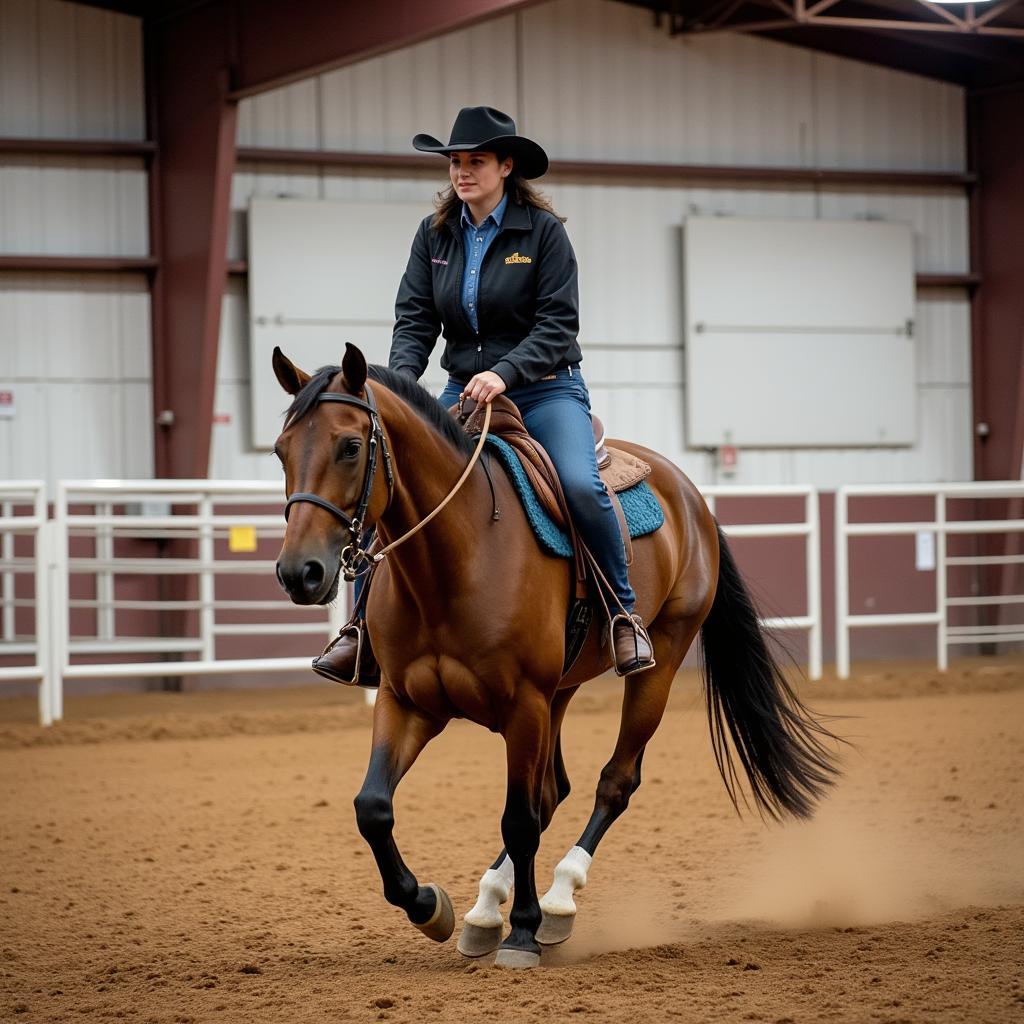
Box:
[430,154,565,231]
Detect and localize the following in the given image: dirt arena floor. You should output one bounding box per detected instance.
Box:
[2,655,1022,1023]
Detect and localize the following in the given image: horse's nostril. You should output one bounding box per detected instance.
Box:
[302,559,325,594]
[275,563,286,589]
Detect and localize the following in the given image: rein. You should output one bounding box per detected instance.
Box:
[282,383,492,581]
[370,399,492,564]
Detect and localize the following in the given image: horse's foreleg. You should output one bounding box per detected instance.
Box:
[459,690,574,959]
[538,622,699,945]
[353,686,453,941]
[492,686,551,969]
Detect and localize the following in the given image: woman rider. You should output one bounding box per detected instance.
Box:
[312,106,654,684]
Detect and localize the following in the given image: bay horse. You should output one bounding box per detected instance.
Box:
[273,343,840,969]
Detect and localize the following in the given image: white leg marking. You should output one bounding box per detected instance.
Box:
[463,855,514,929]
[539,845,591,918]
[458,855,514,957]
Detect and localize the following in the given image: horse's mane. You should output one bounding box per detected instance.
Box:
[284,363,476,458]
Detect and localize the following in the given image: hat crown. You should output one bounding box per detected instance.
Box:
[447,106,518,148]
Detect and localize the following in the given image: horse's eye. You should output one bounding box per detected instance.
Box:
[338,438,362,462]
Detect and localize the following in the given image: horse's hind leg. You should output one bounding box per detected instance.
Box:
[538,620,699,945]
[353,686,453,942]
[459,690,575,958]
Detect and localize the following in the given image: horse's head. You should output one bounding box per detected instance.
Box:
[272,343,390,605]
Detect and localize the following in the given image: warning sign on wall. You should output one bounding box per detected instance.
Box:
[228,526,257,552]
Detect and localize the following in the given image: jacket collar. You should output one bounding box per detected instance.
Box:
[447,199,532,237]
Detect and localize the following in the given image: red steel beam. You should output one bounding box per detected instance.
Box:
[969,85,1024,484]
[0,255,157,272]
[146,3,237,479]
[227,0,543,100]
[236,145,978,189]
[967,85,1024,631]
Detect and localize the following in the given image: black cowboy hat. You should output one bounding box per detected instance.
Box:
[413,106,549,180]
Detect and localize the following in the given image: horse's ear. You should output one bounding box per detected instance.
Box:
[341,343,368,394]
[273,347,311,396]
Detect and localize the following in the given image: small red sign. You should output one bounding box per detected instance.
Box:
[718,444,738,473]
[213,412,231,424]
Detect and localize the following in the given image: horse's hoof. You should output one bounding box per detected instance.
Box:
[415,883,455,943]
[494,946,541,970]
[457,922,503,958]
[536,911,575,946]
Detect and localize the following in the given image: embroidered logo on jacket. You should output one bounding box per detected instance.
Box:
[431,257,448,266]
[504,252,533,265]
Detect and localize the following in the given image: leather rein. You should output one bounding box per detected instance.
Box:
[282,382,492,581]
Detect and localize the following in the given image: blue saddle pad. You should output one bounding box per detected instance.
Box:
[485,436,664,559]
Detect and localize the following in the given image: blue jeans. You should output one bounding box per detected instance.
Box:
[438,369,636,612]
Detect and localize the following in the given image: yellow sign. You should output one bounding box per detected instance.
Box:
[228,526,257,553]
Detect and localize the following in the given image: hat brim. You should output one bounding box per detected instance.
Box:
[412,132,549,179]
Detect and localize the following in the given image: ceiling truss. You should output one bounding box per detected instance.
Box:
[670,0,1024,37]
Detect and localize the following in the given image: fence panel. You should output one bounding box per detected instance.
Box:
[836,481,1024,678]
[49,480,348,721]
[703,485,822,680]
[0,482,52,723]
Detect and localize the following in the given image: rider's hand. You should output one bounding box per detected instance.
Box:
[464,370,507,405]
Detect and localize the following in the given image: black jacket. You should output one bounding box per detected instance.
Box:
[389,201,583,390]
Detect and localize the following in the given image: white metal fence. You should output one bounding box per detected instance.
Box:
[835,481,1024,679]
[46,480,347,721]
[704,485,822,681]
[9,476,1023,724]
[0,482,52,723]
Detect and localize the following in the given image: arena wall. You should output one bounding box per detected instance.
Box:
[0,0,988,673]
[218,0,972,491]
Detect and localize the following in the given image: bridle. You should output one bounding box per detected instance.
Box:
[282,382,492,582]
[283,383,394,581]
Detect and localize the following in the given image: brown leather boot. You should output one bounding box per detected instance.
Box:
[610,613,656,676]
[312,620,381,688]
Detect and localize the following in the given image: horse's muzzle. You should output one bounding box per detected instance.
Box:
[276,554,339,606]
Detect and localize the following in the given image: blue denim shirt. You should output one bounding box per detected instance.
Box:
[460,192,507,332]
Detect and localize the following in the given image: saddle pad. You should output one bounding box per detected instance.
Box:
[485,436,664,559]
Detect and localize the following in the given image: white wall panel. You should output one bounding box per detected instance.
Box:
[236,78,321,149]
[812,50,965,172]
[0,0,144,139]
[317,15,519,153]
[816,187,968,274]
[915,290,971,386]
[523,0,815,166]
[0,156,148,255]
[228,166,323,261]
[0,274,152,493]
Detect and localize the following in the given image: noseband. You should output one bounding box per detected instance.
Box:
[283,383,394,581]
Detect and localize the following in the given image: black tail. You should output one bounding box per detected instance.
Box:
[701,523,840,821]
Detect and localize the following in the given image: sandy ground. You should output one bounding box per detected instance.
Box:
[1,656,1022,1023]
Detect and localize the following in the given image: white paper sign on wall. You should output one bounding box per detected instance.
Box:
[915,530,936,572]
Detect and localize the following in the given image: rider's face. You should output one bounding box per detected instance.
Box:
[449,151,512,216]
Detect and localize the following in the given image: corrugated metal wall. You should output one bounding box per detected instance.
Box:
[0,0,971,491]
[0,0,151,491]
[223,0,971,488]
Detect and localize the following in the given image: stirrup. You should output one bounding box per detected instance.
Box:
[609,612,656,677]
[312,619,379,688]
